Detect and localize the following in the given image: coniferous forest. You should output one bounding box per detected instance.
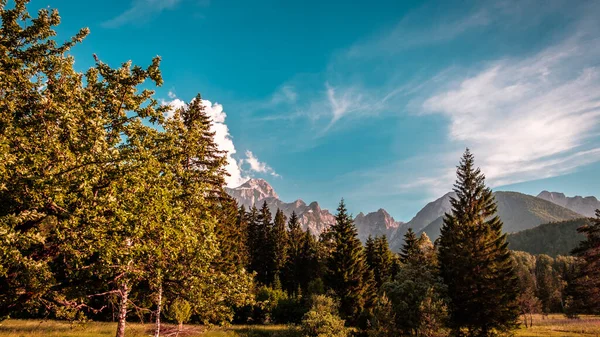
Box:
[1,2,600,337]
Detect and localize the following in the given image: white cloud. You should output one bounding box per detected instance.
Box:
[161,94,280,187]
[202,99,250,187]
[102,0,181,28]
[242,150,279,177]
[162,98,186,119]
[161,95,249,187]
[422,36,600,188]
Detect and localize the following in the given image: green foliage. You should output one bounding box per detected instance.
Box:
[507,218,590,257]
[251,285,305,324]
[365,236,396,289]
[383,263,447,336]
[438,149,519,336]
[0,3,253,334]
[301,295,348,337]
[367,295,400,337]
[271,209,289,281]
[571,210,600,314]
[326,199,374,324]
[166,297,193,327]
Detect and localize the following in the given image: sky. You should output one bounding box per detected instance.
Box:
[43,0,600,221]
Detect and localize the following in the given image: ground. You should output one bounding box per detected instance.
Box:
[515,314,600,337]
[0,315,598,336]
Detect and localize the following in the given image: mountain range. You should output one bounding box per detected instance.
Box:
[537,191,600,217]
[225,179,596,252]
[406,191,584,250]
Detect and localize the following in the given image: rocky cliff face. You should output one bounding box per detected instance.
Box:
[354,209,402,242]
[225,178,398,240]
[537,191,599,218]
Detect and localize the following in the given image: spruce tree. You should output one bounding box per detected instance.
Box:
[571,209,600,314]
[299,230,321,292]
[284,212,305,293]
[252,201,274,284]
[272,209,289,281]
[399,228,419,264]
[438,149,519,336]
[247,205,261,273]
[365,236,395,289]
[327,199,371,324]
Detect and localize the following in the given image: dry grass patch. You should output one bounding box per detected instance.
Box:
[516,314,600,337]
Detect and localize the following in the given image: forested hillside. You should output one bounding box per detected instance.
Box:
[507,218,590,257]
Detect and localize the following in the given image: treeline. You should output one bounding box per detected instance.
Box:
[507,218,589,257]
[1,3,600,337]
[226,151,600,337]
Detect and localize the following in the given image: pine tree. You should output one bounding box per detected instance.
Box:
[298,230,321,292]
[213,198,248,273]
[326,199,371,324]
[365,236,395,289]
[438,149,519,336]
[399,228,419,264]
[571,209,600,314]
[284,212,306,293]
[251,201,274,284]
[272,209,289,281]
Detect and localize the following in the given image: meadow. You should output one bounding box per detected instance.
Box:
[1,315,599,337]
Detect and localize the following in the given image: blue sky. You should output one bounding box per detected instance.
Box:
[46,0,600,221]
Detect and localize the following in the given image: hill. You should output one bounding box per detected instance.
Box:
[412,191,583,244]
[507,218,590,256]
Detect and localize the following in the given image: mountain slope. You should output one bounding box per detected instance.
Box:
[405,191,583,245]
[225,179,398,240]
[507,218,590,257]
[537,191,600,218]
[354,209,402,242]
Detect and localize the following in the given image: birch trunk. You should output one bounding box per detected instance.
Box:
[115,283,129,337]
[154,284,163,337]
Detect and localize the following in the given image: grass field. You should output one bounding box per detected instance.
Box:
[514,314,600,337]
[0,315,598,336]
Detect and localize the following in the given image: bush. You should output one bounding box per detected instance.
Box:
[301,295,348,337]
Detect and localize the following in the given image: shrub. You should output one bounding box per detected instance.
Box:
[301,295,348,337]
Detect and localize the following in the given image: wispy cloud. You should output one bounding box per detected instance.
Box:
[325,0,600,200]
[422,34,600,188]
[102,0,209,28]
[242,150,280,177]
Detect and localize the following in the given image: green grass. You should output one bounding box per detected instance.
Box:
[1,315,598,337]
[515,314,600,337]
[0,320,297,337]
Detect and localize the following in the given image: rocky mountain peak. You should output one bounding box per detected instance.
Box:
[238,178,278,199]
[537,191,599,218]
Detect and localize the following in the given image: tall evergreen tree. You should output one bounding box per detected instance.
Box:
[284,212,305,293]
[271,209,289,282]
[365,236,395,289]
[299,230,322,292]
[326,199,371,324]
[250,201,274,284]
[399,228,419,264]
[438,149,519,337]
[571,209,600,314]
[213,198,248,273]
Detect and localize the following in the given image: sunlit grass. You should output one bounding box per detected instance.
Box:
[515,314,600,337]
[2,315,599,337]
[0,320,298,337]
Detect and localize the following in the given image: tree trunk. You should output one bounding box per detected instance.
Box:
[176,322,183,337]
[523,313,528,328]
[529,313,533,327]
[154,284,163,337]
[115,283,129,337]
